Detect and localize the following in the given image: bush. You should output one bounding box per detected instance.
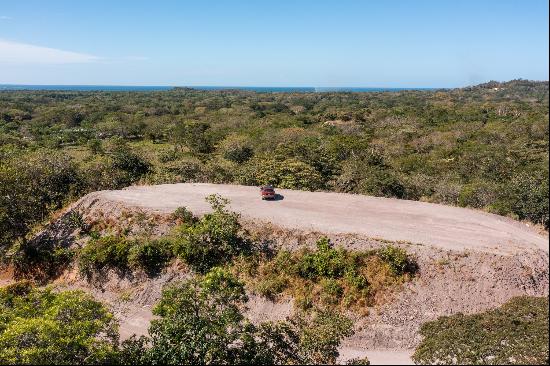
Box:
[173,195,249,273]
[174,121,213,154]
[298,238,347,280]
[413,296,549,365]
[457,181,498,209]
[239,156,325,191]
[128,239,173,276]
[171,206,197,224]
[378,245,414,276]
[110,142,151,183]
[503,171,549,228]
[238,237,415,310]
[357,167,406,199]
[78,236,133,276]
[0,284,119,364]
[255,275,289,299]
[346,356,371,365]
[78,236,174,278]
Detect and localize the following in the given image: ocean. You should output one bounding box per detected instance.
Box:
[0,84,438,93]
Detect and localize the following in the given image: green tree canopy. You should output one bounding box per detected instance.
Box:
[0,281,119,365]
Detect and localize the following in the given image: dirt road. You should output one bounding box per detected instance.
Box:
[100,183,547,255]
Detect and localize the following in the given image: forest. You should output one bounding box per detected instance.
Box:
[0,79,548,365]
[1,79,548,258]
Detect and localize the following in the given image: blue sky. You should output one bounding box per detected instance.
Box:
[0,0,548,87]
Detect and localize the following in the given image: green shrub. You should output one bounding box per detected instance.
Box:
[378,245,413,275]
[255,275,289,299]
[413,296,549,365]
[224,145,254,164]
[239,156,325,191]
[357,167,406,199]
[78,236,174,277]
[128,239,173,276]
[78,236,133,276]
[457,181,498,209]
[502,171,549,228]
[239,237,415,310]
[171,206,197,224]
[298,238,347,280]
[173,195,249,273]
[346,356,371,365]
[320,278,343,305]
[295,308,354,364]
[110,141,151,184]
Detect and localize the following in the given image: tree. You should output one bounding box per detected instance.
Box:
[174,121,213,154]
[121,268,354,365]
[239,155,324,191]
[0,282,119,365]
[127,268,256,364]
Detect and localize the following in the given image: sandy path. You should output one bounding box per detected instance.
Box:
[99,183,547,255]
[338,347,414,365]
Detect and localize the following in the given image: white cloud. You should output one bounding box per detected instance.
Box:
[0,39,100,64]
[0,16,11,20]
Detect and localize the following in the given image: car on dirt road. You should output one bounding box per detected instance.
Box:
[260,185,276,200]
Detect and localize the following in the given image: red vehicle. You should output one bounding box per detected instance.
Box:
[260,185,276,200]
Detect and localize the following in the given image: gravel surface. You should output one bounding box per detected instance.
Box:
[99,183,548,255]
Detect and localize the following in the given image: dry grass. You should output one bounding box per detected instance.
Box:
[230,241,415,314]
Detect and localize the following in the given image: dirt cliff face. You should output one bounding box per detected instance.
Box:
[9,187,550,362]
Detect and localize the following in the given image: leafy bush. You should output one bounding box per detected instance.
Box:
[239,156,325,190]
[78,236,133,276]
[0,283,119,365]
[173,195,249,273]
[346,356,371,365]
[128,239,173,276]
[110,142,151,184]
[78,236,174,277]
[501,171,549,228]
[413,296,549,365]
[174,121,213,154]
[298,238,347,280]
[171,206,197,224]
[378,245,414,276]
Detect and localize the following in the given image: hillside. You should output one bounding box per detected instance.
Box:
[8,183,547,364]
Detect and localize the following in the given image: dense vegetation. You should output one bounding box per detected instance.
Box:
[0,281,119,364]
[1,80,548,259]
[0,273,360,365]
[412,296,549,365]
